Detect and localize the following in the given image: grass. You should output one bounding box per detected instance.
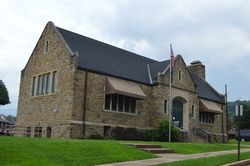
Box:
[123,141,249,154]
[158,152,250,166]
[0,136,154,166]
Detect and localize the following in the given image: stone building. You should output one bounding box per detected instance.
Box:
[16,21,227,142]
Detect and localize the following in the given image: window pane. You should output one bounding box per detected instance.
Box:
[130,98,136,113]
[32,76,36,96]
[42,74,46,94]
[164,100,168,113]
[37,75,42,95]
[178,70,182,80]
[51,71,57,93]
[111,94,118,111]
[124,96,130,113]
[118,95,124,112]
[105,94,111,110]
[191,105,195,117]
[45,73,50,93]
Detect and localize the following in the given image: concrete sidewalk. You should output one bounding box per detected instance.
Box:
[97,149,250,166]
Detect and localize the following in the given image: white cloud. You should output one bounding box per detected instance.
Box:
[1,0,250,115]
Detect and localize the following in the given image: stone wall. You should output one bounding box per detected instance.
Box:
[16,22,77,138]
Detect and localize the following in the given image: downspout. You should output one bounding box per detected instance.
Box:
[82,71,88,137]
[221,113,225,143]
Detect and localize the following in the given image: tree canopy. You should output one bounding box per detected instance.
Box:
[230,100,250,129]
[0,80,10,105]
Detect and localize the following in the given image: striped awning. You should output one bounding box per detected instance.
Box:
[200,99,223,114]
[106,77,146,99]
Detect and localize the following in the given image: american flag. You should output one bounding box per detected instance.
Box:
[170,44,174,83]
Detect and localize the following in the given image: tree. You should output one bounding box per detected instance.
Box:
[0,80,10,105]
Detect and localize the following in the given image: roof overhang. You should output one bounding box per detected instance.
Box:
[106,77,146,100]
[199,99,223,114]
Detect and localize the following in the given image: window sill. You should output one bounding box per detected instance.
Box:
[103,109,137,115]
[31,92,56,98]
[198,122,215,126]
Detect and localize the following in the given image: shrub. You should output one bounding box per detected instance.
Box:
[110,127,144,140]
[89,134,103,139]
[144,129,160,141]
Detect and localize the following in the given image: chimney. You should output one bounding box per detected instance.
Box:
[188,60,205,79]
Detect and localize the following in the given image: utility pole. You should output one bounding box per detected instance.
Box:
[235,104,243,161]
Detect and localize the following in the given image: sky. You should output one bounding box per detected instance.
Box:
[1,0,250,116]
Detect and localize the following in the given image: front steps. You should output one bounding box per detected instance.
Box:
[124,143,175,154]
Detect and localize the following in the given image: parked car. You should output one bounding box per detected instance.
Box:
[236,130,250,141]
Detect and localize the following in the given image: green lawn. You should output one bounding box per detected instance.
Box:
[123,141,249,154]
[0,136,154,166]
[158,152,250,166]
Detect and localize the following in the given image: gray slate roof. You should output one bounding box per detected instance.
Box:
[57,27,157,85]
[191,74,224,103]
[56,26,224,103]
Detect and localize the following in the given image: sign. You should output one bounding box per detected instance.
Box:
[235,105,243,116]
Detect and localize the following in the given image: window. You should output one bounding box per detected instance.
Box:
[41,74,46,94]
[118,95,124,112]
[199,112,215,124]
[104,126,111,137]
[51,71,57,93]
[130,98,136,114]
[104,94,136,114]
[104,94,111,110]
[26,127,31,137]
[190,105,195,118]
[178,70,182,81]
[34,127,42,138]
[44,40,49,54]
[124,96,130,113]
[163,100,168,114]
[32,70,57,97]
[45,73,50,93]
[37,75,42,95]
[31,76,36,96]
[111,94,118,111]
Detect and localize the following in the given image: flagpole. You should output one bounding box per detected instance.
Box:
[169,44,172,142]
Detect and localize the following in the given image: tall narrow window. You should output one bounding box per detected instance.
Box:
[51,71,57,93]
[104,94,111,110]
[37,75,42,95]
[178,70,182,81]
[163,100,168,114]
[118,95,124,112]
[124,96,130,113]
[191,105,195,118]
[130,98,136,114]
[42,74,46,94]
[32,76,36,96]
[44,40,49,54]
[26,127,31,137]
[45,73,50,94]
[111,94,118,111]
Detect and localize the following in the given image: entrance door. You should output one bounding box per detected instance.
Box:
[172,100,183,129]
[46,127,52,138]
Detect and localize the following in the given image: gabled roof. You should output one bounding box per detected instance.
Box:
[54,23,224,103]
[191,74,224,103]
[57,27,157,85]
[148,60,170,83]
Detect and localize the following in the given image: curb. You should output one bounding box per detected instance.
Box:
[222,159,250,166]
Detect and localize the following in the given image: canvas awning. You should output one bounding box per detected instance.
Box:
[200,99,223,114]
[106,77,146,99]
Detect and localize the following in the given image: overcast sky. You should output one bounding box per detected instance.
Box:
[1,0,250,116]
